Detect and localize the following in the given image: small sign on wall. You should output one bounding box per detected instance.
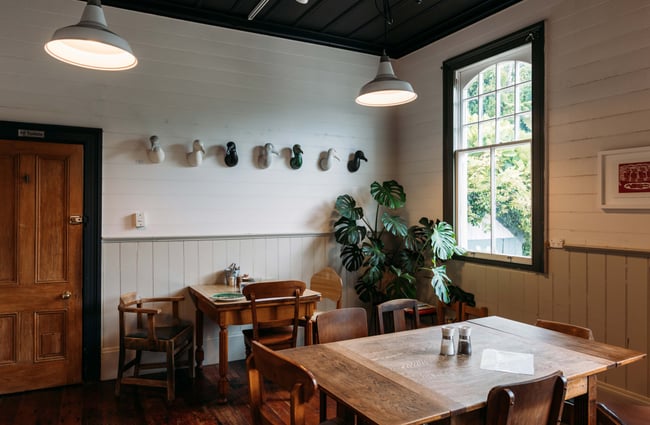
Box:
[598,146,650,210]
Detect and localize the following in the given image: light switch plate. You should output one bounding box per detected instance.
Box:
[134,211,145,229]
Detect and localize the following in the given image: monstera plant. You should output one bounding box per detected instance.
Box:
[334,180,465,305]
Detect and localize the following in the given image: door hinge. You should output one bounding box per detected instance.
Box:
[69,215,86,225]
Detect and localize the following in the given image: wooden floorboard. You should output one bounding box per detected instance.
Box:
[0,360,333,425]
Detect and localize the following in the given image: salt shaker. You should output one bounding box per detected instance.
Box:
[440,326,456,356]
[457,325,472,355]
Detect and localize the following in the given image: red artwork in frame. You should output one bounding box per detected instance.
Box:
[618,161,650,193]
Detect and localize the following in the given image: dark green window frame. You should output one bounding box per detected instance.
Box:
[442,22,545,272]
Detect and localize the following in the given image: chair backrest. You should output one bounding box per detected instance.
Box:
[316,307,368,344]
[535,319,594,340]
[376,299,419,334]
[310,267,343,309]
[486,371,567,425]
[461,304,488,321]
[596,402,623,425]
[247,340,317,425]
[436,300,461,325]
[118,292,175,343]
[243,280,306,343]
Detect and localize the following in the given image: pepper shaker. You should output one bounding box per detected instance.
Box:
[457,325,472,355]
[440,326,456,356]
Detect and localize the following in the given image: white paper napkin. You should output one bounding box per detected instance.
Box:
[480,348,534,375]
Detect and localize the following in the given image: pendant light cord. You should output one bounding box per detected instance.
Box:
[375,0,394,53]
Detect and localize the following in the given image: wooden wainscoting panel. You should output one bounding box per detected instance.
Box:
[604,255,627,387]
[586,253,607,341]
[568,250,588,327]
[625,256,649,395]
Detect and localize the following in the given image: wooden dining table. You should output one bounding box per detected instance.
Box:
[281,316,645,425]
[188,282,320,403]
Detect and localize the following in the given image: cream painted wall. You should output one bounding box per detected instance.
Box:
[396,0,650,397]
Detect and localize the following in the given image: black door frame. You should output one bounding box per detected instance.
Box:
[0,120,102,381]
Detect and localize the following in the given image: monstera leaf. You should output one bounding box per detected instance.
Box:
[335,194,364,220]
[370,180,406,209]
[340,244,364,272]
[334,216,366,246]
[381,213,408,238]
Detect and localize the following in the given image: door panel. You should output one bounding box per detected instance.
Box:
[0,140,83,394]
[0,154,17,284]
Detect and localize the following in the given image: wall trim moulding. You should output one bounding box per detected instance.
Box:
[101,232,333,243]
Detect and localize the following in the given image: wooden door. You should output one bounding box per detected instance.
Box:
[0,140,83,394]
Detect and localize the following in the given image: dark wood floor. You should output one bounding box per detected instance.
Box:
[0,360,332,425]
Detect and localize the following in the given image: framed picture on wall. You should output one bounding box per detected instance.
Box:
[598,146,650,210]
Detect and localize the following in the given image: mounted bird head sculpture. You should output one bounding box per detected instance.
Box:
[187,139,205,167]
[347,150,367,172]
[290,144,303,170]
[319,148,340,171]
[258,143,279,169]
[147,135,165,164]
[225,141,238,167]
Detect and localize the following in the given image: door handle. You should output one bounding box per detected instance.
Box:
[61,290,72,300]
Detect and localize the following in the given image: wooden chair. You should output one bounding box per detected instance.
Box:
[436,299,461,324]
[315,307,368,423]
[115,292,194,401]
[460,303,488,321]
[299,267,343,344]
[536,319,649,425]
[247,340,339,425]
[486,370,567,425]
[316,307,368,344]
[535,319,594,340]
[242,280,306,357]
[405,302,438,326]
[376,298,419,334]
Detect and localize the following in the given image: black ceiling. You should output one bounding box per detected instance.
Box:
[99,0,522,59]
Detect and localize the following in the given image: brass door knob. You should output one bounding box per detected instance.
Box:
[61,290,72,300]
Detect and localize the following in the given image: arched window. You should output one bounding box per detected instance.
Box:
[443,23,544,272]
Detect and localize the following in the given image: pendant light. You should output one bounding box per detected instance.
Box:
[44,0,137,71]
[355,0,417,107]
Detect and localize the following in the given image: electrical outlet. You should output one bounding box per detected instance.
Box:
[549,239,564,249]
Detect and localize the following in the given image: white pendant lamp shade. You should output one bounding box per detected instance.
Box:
[44,0,137,71]
[355,53,417,107]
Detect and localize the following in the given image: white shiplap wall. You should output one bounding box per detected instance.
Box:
[0,0,392,381]
[396,0,650,397]
[1,0,396,239]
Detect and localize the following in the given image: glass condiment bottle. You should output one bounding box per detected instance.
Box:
[440,326,456,356]
[457,325,472,355]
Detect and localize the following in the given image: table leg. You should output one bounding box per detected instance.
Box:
[305,316,313,346]
[574,375,597,425]
[217,323,229,403]
[195,308,204,372]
